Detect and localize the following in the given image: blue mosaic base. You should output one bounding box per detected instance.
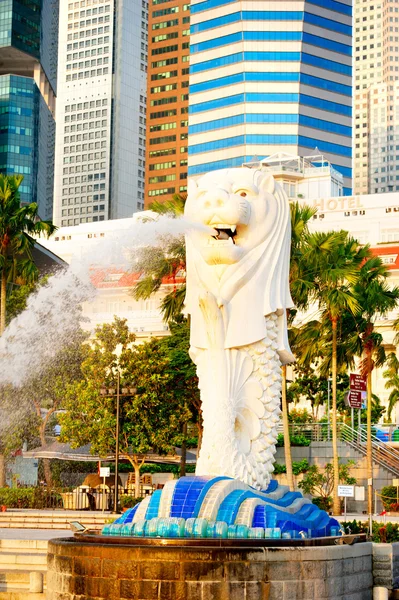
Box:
[104,476,340,540]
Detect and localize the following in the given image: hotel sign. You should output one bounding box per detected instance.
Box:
[313,197,364,212]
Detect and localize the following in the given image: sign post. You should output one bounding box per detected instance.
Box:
[99,467,110,511]
[349,374,367,443]
[338,485,354,520]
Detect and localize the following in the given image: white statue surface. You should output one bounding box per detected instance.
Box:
[184,168,294,490]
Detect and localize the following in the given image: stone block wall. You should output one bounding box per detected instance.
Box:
[373,543,399,591]
[46,538,373,600]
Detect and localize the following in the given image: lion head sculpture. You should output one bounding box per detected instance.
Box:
[184,168,294,364]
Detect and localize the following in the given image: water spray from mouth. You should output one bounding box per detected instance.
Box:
[0,215,209,388]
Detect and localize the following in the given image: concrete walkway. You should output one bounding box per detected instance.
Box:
[0,530,73,540]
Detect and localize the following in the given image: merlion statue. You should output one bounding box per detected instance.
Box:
[184,168,294,490]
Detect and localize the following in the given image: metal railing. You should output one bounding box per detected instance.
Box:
[278,423,399,477]
[2,484,157,511]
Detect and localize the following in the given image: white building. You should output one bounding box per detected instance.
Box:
[243,152,343,200]
[40,216,171,339]
[306,191,399,247]
[53,0,148,227]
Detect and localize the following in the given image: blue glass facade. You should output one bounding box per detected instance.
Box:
[188,0,352,192]
[0,0,58,218]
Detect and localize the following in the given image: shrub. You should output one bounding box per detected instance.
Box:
[340,520,399,543]
[273,459,310,476]
[288,408,313,423]
[388,502,399,512]
[276,434,311,447]
[312,496,332,511]
[298,461,356,505]
[114,463,196,475]
[0,487,63,509]
[381,486,399,509]
[120,495,143,510]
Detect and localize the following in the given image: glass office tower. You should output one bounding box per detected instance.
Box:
[188,0,352,194]
[0,0,58,219]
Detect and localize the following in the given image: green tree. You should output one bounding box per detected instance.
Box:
[59,317,189,497]
[158,318,201,475]
[384,353,399,421]
[0,175,56,334]
[5,276,49,326]
[340,254,399,514]
[298,460,356,511]
[308,233,367,515]
[282,202,317,491]
[133,194,186,322]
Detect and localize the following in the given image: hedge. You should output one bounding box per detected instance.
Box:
[0,488,63,509]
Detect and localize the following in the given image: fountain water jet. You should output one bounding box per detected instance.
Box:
[0,215,211,388]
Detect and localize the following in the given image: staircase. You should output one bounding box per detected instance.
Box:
[279,422,399,477]
[0,540,47,599]
[0,510,108,531]
[338,423,399,477]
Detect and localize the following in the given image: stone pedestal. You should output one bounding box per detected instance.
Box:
[47,537,373,600]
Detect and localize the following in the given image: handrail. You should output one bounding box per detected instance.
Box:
[277,422,399,477]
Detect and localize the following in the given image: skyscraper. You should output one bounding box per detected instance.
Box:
[354,1,399,196]
[145,0,190,205]
[0,0,59,220]
[188,0,353,194]
[53,0,148,227]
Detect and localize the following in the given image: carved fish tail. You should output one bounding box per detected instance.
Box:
[231,312,282,491]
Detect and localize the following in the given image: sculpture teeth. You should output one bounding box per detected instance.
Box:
[230,226,236,233]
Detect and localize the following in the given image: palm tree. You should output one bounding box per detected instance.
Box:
[0,175,56,334]
[310,233,367,515]
[353,254,399,514]
[282,203,317,491]
[384,353,399,422]
[132,194,186,322]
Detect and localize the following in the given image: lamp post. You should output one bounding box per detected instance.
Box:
[100,376,136,514]
[114,371,120,514]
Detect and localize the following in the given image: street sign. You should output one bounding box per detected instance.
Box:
[350,373,367,392]
[337,485,354,497]
[99,467,110,478]
[348,390,362,409]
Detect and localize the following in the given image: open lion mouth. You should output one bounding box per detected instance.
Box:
[212,225,237,244]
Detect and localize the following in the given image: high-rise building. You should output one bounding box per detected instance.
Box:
[188,0,353,194]
[354,1,399,196]
[145,0,190,205]
[0,0,58,220]
[53,0,148,227]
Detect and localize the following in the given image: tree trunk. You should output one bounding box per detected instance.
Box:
[366,360,373,516]
[331,318,340,516]
[180,420,187,478]
[0,455,5,487]
[0,269,7,335]
[134,461,141,499]
[281,365,294,491]
[196,421,203,458]
[42,459,52,487]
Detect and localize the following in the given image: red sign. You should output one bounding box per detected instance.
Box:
[350,373,367,392]
[348,390,362,409]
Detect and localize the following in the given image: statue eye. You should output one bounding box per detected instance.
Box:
[235,190,247,197]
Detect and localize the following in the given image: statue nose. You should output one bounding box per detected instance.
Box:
[203,195,225,210]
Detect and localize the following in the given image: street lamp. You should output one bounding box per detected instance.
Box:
[100,375,137,514]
